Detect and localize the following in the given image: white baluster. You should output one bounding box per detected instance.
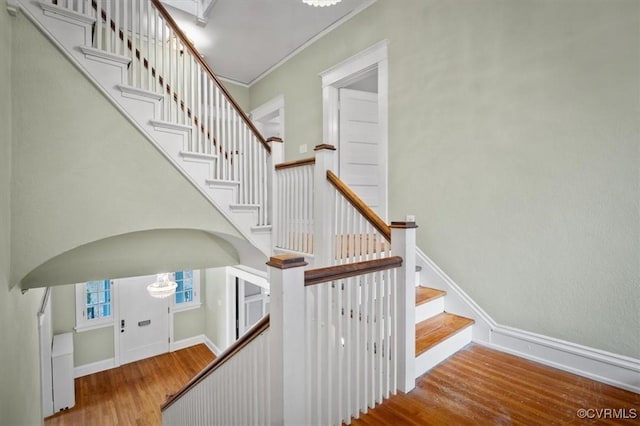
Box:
[138,0,143,87]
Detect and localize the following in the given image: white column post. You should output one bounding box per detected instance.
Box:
[390,218,418,393]
[267,137,284,246]
[313,144,337,266]
[268,254,308,425]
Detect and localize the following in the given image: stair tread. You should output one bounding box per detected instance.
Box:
[415,312,474,356]
[416,286,446,306]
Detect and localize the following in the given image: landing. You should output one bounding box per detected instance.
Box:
[352,344,640,425]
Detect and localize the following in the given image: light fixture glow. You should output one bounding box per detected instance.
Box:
[147,273,178,299]
[302,0,343,7]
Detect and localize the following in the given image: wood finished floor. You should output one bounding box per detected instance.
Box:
[44,344,215,426]
[352,344,640,426]
[44,343,639,425]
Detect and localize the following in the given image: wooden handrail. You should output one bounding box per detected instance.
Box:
[305,256,402,286]
[149,0,269,153]
[161,314,270,412]
[88,0,265,160]
[275,157,316,170]
[326,170,391,241]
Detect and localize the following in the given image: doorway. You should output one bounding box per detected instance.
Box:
[251,95,285,141]
[320,41,389,219]
[116,275,170,365]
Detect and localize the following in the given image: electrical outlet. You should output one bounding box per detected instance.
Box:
[299,144,308,154]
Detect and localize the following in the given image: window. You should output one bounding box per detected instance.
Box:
[172,270,201,311]
[75,280,113,331]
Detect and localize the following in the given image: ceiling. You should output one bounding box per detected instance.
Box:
[163,0,374,85]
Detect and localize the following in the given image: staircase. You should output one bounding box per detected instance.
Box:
[415,286,474,376]
[9,0,477,423]
[12,0,275,258]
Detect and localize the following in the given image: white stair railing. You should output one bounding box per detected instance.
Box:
[53,0,272,226]
[273,158,315,255]
[304,257,400,425]
[161,316,271,425]
[327,170,390,265]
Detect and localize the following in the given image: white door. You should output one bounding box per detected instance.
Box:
[117,275,170,365]
[339,88,384,216]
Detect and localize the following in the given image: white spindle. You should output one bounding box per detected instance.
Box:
[105,0,111,53]
[138,0,143,87]
[146,0,151,91]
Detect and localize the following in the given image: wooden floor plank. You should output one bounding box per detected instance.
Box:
[415,286,446,306]
[44,344,215,426]
[415,312,475,356]
[352,344,640,426]
[43,342,639,426]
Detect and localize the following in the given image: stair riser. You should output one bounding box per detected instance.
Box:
[415,297,445,324]
[415,326,472,378]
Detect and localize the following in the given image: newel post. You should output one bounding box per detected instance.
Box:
[313,144,337,266]
[267,254,308,425]
[390,218,418,393]
[267,137,284,243]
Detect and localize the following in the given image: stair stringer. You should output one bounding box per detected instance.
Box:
[416,246,494,343]
[13,0,271,257]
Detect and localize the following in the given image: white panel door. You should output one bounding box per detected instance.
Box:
[339,88,384,216]
[117,275,170,365]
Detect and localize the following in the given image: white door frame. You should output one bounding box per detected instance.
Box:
[250,94,285,141]
[320,40,389,220]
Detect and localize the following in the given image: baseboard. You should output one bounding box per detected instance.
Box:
[415,247,495,341]
[415,247,640,394]
[203,336,223,356]
[484,326,640,394]
[170,335,207,352]
[74,358,115,378]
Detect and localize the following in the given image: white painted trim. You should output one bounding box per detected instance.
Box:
[180,151,218,162]
[203,335,223,356]
[38,288,54,418]
[484,326,640,394]
[74,358,116,378]
[78,46,131,66]
[227,265,269,289]
[249,0,378,86]
[170,334,207,352]
[116,84,164,101]
[250,95,285,143]
[171,302,203,313]
[148,119,193,133]
[416,246,495,339]
[40,2,95,25]
[319,39,389,87]
[218,76,250,88]
[6,0,19,16]
[415,246,640,393]
[320,40,389,220]
[250,95,285,121]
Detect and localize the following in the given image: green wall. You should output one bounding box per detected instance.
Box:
[0,5,45,425]
[223,80,251,112]
[11,10,241,289]
[173,302,206,341]
[52,274,208,367]
[250,0,640,358]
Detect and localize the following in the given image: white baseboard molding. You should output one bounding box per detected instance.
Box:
[170,334,207,352]
[74,358,116,378]
[415,247,640,394]
[204,336,223,356]
[482,326,640,394]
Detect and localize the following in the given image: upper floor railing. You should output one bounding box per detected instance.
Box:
[53,0,273,224]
